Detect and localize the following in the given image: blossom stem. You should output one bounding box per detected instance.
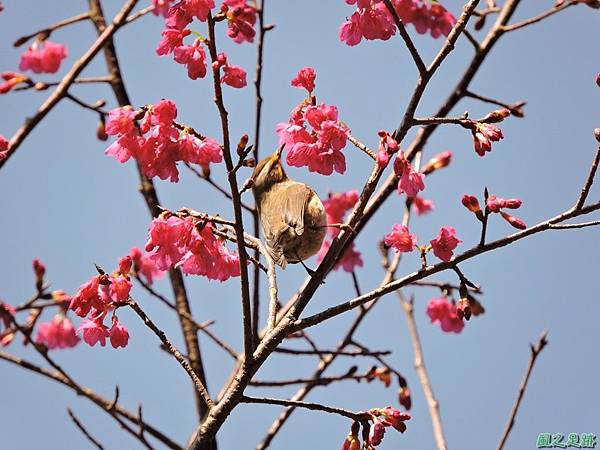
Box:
[495,332,548,450]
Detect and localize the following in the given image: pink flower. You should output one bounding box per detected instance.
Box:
[323,190,359,236]
[173,39,207,79]
[358,3,395,41]
[145,215,195,271]
[394,156,425,198]
[109,275,132,303]
[118,256,133,275]
[129,247,165,284]
[472,123,503,157]
[317,240,363,273]
[77,318,110,347]
[221,64,247,88]
[0,135,8,153]
[0,301,15,334]
[69,276,106,317]
[223,0,257,43]
[384,224,417,253]
[339,12,363,46]
[165,2,194,29]
[0,72,28,94]
[19,40,67,74]
[429,2,456,38]
[426,297,464,333]
[179,135,223,166]
[105,107,138,136]
[156,27,191,56]
[183,0,215,21]
[413,196,434,215]
[35,315,80,349]
[109,316,129,348]
[367,406,411,446]
[291,67,316,93]
[430,226,461,262]
[377,131,400,168]
[368,419,386,446]
[152,0,174,16]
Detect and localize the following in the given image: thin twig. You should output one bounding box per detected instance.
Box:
[573,141,600,211]
[274,347,390,357]
[346,133,376,160]
[249,373,374,387]
[500,1,576,32]
[14,11,92,47]
[65,92,107,114]
[495,331,548,450]
[125,5,155,23]
[67,408,106,450]
[241,396,366,421]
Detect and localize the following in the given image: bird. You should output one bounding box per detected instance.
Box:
[250,145,326,275]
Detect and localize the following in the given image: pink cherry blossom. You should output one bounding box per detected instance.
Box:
[105,107,138,136]
[0,135,8,154]
[156,27,192,56]
[223,0,257,43]
[413,196,434,216]
[19,40,67,74]
[377,131,400,168]
[384,224,417,253]
[291,67,317,93]
[426,297,464,333]
[129,247,165,284]
[118,256,133,275]
[165,2,194,29]
[152,0,174,16]
[173,39,208,79]
[422,150,452,175]
[368,419,386,446]
[486,195,522,212]
[430,226,461,262]
[180,135,223,166]
[69,276,106,318]
[462,194,483,220]
[317,240,363,273]
[221,64,247,88]
[145,215,195,271]
[109,316,129,349]
[0,72,28,94]
[183,0,215,21]
[339,12,363,46]
[472,123,504,157]
[77,318,110,347]
[0,301,16,335]
[35,315,80,350]
[394,156,425,198]
[109,275,132,303]
[323,190,358,236]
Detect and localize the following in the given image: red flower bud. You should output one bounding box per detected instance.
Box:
[398,387,412,410]
[482,108,511,123]
[456,298,471,320]
[500,211,527,229]
[462,195,484,220]
[422,151,452,175]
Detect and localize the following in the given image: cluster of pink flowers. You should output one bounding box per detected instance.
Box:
[129,247,165,284]
[104,99,222,182]
[317,191,363,272]
[426,297,464,333]
[429,225,461,262]
[469,109,511,156]
[35,315,80,349]
[340,0,455,46]
[145,214,241,281]
[69,258,133,348]
[367,407,411,447]
[394,154,425,198]
[276,68,350,175]
[19,40,67,74]
[0,72,28,94]
[154,0,250,84]
[376,130,400,168]
[384,224,417,253]
[0,301,16,346]
[462,193,526,230]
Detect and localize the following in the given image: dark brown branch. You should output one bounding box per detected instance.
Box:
[573,140,600,211]
[274,347,390,357]
[495,331,548,450]
[249,373,372,388]
[500,1,576,32]
[127,298,214,409]
[14,11,92,47]
[241,396,365,421]
[65,92,107,114]
[382,0,426,75]
[67,408,106,450]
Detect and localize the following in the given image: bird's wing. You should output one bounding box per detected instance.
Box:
[281,182,313,236]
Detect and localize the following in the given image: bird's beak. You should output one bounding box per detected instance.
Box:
[274,145,284,161]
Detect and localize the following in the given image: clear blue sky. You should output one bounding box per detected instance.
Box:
[0,1,599,449]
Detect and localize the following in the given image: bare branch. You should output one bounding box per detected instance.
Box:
[241,396,366,421]
[14,11,92,47]
[500,1,576,33]
[67,408,106,450]
[573,139,600,211]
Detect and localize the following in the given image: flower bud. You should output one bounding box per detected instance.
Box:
[503,198,522,209]
[482,108,511,123]
[422,151,452,175]
[486,195,506,213]
[398,387,412,410]
[97,119,108,141]
[462,194,484,220]
[236,133,249,156]
[596,74,600,88]
[118,256,132,276]
[32,258,45,290]
[500,211,527,229]
[456,297,471,320]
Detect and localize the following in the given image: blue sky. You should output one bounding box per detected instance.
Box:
[0,1,599,449]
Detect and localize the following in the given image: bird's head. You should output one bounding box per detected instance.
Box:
[251,145,288,195]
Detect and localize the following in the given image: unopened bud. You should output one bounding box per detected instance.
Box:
[118,256,132,275]
[422,151,452,175]
[202,163,211,178]
[596,74,600,88]
[462,194,484,220]
[474,15,486,31]
[398,387,412,410]
[482,108,511,123]
[236,133,249,156]
[97,120,108,141]
[503,198,522,209]
[456,297,471,320]
[500,211,527,230]
[486,194,505,213]
[34,82,48,90]
[32,259,45,290]
[594,128,600,142]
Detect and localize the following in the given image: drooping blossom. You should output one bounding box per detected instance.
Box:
[341,423,361,450]
[376,130,399,168]
[413,196,434,216]
[472,123,504,157]
[69,275,106,317]
[430,226,461,262]
[35,315,80,349]
[109,316,129,348]
[152,0,174,16]
[145,215,195,271]
[323,190,358,237]
[340,0,455,46]
[398,386,412,410]
[104,99,223,181]
[77,318,110,347]
[157,27,192,56]
[422,150,452,175]
[0,72,28,94]
[221,63,247,88]
[19,40,67,74]
[483,194,526,229]
[393,155,424,198]
[366,367,392,387]
[129,247,165,284]
[291,66,316,93]
[426,297,464,333]
[384,224,417,253]
[221,0,257,43]
[368,406,411,446]
[173,39,208,79]
[108,275,132,303]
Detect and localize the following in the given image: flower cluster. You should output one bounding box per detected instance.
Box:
[367,407,411,447]
[384,224,460,262]
[19,40,67,74]
[469,109,510,156]
[426,297,464,333]
[104,99,223,182]
[462,193,526,229]
[35,315,80,349]
[69,259,132,348]
[317,191,363,272]
[154,0,249,84]
[145,214,241,281]
[340,0,455,46]
[276,68,350,175]
[384,224,417,253]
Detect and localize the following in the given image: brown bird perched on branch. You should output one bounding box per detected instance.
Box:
[250,146,326,274]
